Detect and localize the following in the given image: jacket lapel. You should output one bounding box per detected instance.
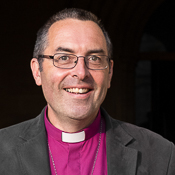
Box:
[15,107,138,175]
[101,108,138,175]
[16,108,51,175]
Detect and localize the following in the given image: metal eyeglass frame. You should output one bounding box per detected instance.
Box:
[37,53,110,70]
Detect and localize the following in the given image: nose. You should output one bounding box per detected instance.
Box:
[71,56,90,80]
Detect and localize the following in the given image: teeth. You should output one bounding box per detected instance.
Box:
[65,88,89,94]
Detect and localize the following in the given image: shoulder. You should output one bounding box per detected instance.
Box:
[102,107,173,148]
[119,121,175,172]
[112,116,173,149]
[120,119,172,145]
[103,110,175,173]
[102,107,174,158]
[0,107,46,138]
[0,109,46,172]
[0,111,44,152]
[0,116,38,134]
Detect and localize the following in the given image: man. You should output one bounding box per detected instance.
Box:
[0,8,174,175]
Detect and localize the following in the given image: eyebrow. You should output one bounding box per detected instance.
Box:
[55,47,106,55]
[55,47,74,53]
[86,49,105,55]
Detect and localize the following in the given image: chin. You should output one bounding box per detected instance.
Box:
[68,107,96,120]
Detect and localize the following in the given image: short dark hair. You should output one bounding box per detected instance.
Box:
[33,8,112,70]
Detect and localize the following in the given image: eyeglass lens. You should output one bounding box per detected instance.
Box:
[53,54,108,70]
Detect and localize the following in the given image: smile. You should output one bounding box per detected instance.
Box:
[64,88,90,94]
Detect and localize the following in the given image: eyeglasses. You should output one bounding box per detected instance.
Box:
[38,53,110,70]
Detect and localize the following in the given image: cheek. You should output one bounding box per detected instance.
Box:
[94,72,109,92]
[42,68,68,87]
[40,71,58,97]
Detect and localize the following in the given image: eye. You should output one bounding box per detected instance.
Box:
[60,55,70,61]
[89,55,100,61]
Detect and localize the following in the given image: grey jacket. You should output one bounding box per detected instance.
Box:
[0,107,175,175]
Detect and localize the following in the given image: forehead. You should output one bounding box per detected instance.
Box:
[45,18,107,54]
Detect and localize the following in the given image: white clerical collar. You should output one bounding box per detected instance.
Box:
[44,106,102,143]
[62,131,85,143]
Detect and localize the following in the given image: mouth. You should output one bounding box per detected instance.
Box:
[64,88,91,94]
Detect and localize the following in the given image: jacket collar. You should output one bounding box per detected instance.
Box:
[101,108,138,175]
[17,107,138,175]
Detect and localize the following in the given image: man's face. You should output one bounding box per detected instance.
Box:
[31,19,113,127]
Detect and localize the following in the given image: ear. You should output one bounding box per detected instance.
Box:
[108,60,114,88]
[30,58,42,86]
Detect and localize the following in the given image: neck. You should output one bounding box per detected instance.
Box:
[47,107,98,133]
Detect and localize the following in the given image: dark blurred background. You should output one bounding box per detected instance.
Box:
[1,0,175,143]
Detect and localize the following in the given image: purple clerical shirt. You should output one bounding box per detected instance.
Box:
[44,108,107,175]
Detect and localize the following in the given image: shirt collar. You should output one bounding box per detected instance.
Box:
[44,107,101,143]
